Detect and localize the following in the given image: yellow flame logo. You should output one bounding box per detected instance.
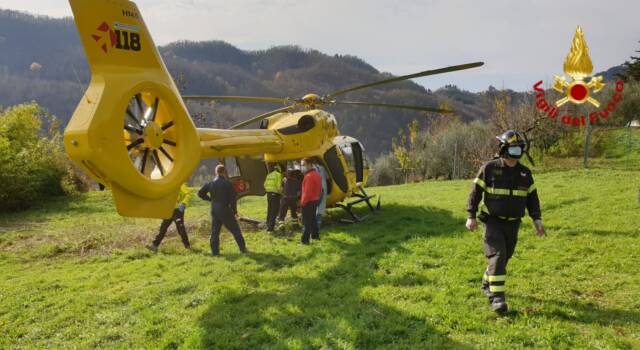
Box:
[563,26,593,80]
[553,26,604,107]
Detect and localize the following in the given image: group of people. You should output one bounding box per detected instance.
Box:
[264,157,328,245]
[145,129,546,315]
[146,157,329,257]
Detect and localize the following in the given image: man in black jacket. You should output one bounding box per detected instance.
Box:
[198,164,247,256]
[278,169,301,222]
[466,130,546,314]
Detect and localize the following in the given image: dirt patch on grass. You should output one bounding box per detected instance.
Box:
[0,221,47,234]
[1,216,263,259]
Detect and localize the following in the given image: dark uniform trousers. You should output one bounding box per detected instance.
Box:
[153,208,190,248]
[482,216,520,298]
[210,203,246,255]
[278,196,299,221]
[266,192,281,231]
[301,201,319,244]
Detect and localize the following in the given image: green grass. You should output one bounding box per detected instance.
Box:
[1,168,640,349]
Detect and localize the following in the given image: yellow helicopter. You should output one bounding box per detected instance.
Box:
[64,0,483,220]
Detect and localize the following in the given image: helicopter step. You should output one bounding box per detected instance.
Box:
[336,184,381,224]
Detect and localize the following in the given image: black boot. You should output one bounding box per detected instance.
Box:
[490,296,508,314]
[146,243,158,253]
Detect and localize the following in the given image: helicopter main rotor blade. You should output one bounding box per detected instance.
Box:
[231,105,295,129]
[326,62,484,99]
[183,96,292,104]
[333,101,454,114]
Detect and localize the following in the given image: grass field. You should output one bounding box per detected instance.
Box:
[1,168,640,349]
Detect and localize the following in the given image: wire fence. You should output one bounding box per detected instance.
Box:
[534,126,640,173]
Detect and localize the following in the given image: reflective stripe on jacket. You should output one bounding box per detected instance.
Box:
[467,158,541,220]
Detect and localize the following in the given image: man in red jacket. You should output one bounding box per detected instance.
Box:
[300,158,322,244]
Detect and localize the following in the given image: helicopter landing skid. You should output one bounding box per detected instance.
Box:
[336,185,381,224]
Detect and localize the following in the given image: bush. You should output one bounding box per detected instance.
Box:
[367,153,400,186]
[546,129,609,158]
[420,121,495,179]
[0,102,86,211]
[370,120,495,186]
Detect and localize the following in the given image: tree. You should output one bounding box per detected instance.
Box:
[392,119,425,183]
[619,41,640,82]
[0,102,87,211]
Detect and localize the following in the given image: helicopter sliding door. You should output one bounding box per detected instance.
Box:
[225,157,268,198]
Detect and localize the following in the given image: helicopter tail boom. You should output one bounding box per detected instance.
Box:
[198,129,283,158]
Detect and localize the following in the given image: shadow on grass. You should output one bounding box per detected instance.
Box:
[227,251,319,272]
[506,294,640,327]
[546,226,640,238]
[197,204,472,349]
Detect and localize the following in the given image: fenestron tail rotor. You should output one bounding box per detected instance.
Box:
[183,61,484,128]
[124,92,177,179]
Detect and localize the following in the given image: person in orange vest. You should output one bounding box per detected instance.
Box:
[300,158,322,245]
[147,183,192,252]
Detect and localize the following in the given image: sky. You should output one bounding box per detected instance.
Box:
[1,0,639,92]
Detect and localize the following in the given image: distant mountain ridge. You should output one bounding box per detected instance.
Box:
[0,8,627,155]
[596,65,625,82]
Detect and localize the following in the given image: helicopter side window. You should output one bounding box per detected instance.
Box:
[351,142,364,183]
[224,157,241,177]
[339,143,355,171]
[357,142,369,170]
[324,146,348,193]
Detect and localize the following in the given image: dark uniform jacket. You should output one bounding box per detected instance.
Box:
[467,158,541,221]
[282,177,301,199]
[198,176,238,214]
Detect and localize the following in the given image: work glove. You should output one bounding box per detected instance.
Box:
[465,218,477,232]
[533,219,545,237]
[178,203,186,213]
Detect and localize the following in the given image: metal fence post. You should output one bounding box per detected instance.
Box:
[583,123,592,169]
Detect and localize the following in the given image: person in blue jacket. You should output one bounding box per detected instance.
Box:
[198,164,247,256]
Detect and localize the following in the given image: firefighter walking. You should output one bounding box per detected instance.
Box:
[466,130,546,314]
